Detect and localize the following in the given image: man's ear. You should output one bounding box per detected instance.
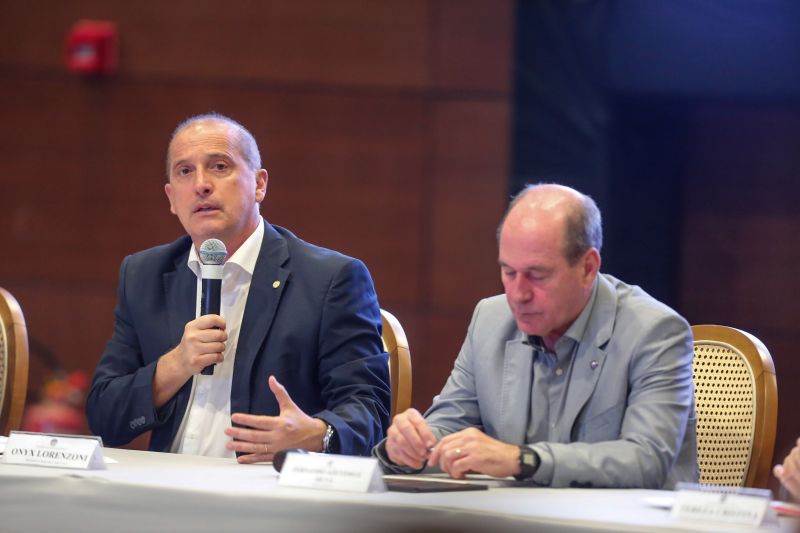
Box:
[164,183,177,215]
[582,248,601,285]
[255,169,268,203]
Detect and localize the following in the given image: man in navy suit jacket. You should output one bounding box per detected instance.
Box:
[86,113,390,460]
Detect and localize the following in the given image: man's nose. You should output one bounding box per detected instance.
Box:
[510,278,532,302]
[194,169,213,195]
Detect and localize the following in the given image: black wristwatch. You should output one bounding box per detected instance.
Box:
[514,446,540,481]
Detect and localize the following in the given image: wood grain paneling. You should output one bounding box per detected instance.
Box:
[0,0,433,89]
[0,0,514,443]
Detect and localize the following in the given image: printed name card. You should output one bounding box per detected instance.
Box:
[2,431,105,470]
[671,486,770,527]
[278,452,386,493]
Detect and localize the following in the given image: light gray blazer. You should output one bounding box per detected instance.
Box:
[416,273,698,489]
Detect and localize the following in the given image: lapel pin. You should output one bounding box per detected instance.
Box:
[272,280,281,289]
[590,360,599,370]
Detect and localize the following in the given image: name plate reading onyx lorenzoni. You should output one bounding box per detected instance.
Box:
[3,431,106,470]
[278,452,386,493]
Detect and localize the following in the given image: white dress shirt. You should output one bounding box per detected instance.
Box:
[170,220,265,457]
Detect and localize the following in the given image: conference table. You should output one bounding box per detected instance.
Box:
[0,447,796,532]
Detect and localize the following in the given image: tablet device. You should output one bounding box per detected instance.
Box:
[384,477,488,493]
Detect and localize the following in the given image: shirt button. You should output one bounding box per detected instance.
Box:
[555,368,563,376]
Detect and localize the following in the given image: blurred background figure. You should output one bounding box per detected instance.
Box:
[22,370,89,435]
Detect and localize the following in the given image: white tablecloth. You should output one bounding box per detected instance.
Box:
[0,447,795,532]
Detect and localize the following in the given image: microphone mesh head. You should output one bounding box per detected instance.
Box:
[199,239,227,265]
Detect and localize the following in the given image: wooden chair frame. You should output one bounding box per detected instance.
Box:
[0,287,29,436]
[380,309,412,419]
[691,324,778,488]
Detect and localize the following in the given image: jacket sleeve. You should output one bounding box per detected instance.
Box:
[311,258,391,455]
[85,256,182,447]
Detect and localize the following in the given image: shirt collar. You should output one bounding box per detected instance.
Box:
[187,219,264,277]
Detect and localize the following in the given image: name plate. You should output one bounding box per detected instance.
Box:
[3,431,105,470]
[278,452,386,493]
[671,485,770,527]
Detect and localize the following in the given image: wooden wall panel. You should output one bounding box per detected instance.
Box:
[680,103,800,470]
[434,0,514,92]
[0,1,433,88]
[0,0,514,442]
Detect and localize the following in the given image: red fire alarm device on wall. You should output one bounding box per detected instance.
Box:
[66,20,118,76]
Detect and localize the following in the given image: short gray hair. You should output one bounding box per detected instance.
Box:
[498,183,603,264]
[166,112,261,178]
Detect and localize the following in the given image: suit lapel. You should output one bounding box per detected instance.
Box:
[163,249,195,350]
[230,222,290,415]
[557,275,617,440]
[499,335,534,444]
[162,243,196,441]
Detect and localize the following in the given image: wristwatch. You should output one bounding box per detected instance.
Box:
[321,423,335,454]
[514,446,540,481]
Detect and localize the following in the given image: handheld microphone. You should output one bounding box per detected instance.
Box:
[198,238,227,375]
[272,448,309,472]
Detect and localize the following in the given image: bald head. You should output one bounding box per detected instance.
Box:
[167,113,261,179]
[499,184,602,265]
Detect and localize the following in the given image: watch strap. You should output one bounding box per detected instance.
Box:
[514,445,540,481]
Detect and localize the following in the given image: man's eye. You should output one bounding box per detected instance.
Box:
[213,162,228,171]
[177,167,191,176]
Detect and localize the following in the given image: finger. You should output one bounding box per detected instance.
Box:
[226,437,273,459]
[389,443,426,470]
[386,428,427,468]
[231,412,280,430]
[194,328,228,344]
[429,432,460,465]
[774,464,785,480]
[431,441,458,471]
[225,425,271,443]
[268,376,297,413]
[437,446,461,478]
[406,409,437,450]
[447,455,471,479]
[195,314,226,330]
[235,452,274,465]
[194,352,223,370]
[394,412,433,457]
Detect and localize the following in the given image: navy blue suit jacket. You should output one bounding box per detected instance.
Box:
[86,222,391,455]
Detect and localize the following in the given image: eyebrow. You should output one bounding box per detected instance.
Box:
[498,261,551,273]
[171,152,234,171]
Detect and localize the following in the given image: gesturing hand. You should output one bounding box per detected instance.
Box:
[225,376,328,464]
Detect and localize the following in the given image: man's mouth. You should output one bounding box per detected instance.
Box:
[194,204,220,213]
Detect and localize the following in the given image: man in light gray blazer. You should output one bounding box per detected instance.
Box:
[375,183,697,489]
